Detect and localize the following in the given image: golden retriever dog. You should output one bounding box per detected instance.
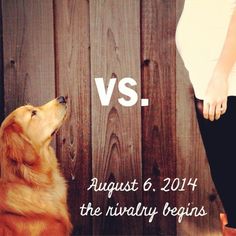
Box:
[0,97,72,236]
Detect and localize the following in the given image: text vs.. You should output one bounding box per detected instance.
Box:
[95,78,149,107]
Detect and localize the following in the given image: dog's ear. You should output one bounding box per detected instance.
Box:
[1,120,38,165]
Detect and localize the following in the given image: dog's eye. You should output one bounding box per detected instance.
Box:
[31,110,37,117]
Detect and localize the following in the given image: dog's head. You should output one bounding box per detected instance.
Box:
[0,97,67,182]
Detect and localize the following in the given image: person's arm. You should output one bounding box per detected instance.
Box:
[203,6,236,121]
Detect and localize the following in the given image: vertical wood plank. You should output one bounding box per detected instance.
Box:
[0,2,4,123]
[90,0,142,235]
[176,0,223,235]
[141,0,177,235]
[2,0,55,115]
[54,0,91,235]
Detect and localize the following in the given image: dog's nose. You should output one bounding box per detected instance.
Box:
[57,96,67,104]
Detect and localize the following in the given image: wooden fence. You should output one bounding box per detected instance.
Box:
[0,0,223,235]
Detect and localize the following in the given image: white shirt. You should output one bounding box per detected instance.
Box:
[176,0,236,99]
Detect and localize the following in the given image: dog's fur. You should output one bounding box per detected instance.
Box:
[0,98,72,236]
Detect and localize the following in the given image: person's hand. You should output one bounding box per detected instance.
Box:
[203,75,228,121]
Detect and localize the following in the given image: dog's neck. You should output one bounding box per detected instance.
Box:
[1,142,63,188]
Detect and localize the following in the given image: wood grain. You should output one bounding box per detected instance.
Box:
[1,0,55,114]
[53,0,91,235]
[0,1,4,123]
[90,0,142,234]
[176,0,223,235]
[0,0,224,234]
[141,0,177,235]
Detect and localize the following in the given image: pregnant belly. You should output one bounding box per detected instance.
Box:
[176,20,226,71]
[176,0,232,70]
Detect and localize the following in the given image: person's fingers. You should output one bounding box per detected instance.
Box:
[208,101,216,121]
[203,99,227,121]
[203,100,210,119]
[215,102,222,120]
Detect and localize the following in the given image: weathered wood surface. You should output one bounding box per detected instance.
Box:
[0,2,4,123]
[0,0,224,235]
[141,0,177,235]
[90,0,142,234]
[54,0,91,235]
[2,0,55,114]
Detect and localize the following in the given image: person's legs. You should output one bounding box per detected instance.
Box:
[194,95,236,228]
